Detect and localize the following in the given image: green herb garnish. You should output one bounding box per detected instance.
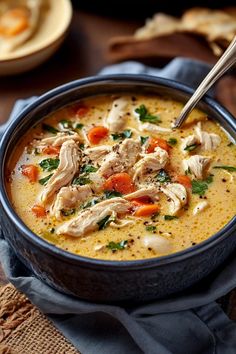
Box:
[111,129,132,140]
[191,176,213,196]
[72,176,91,185]
[184,143,199,152]
[168,138,177,146]
[39,174,53,186]
[106,240,128,251]
[75,123,84,130]
[39,158,59,172]
[81,198,100,209]
[97,215,115,230]
[146,225,157,232]
[135,104,161,124]
[164,215,178,220]
[42,124,59,134]
[79,143,85,150]
[61,209,75,216]
[59,120,72,129]
[104,190,123,199]
[156,169,171,183]
[81,165,98,173]
[140,136,149,145]
[213,165,236,172]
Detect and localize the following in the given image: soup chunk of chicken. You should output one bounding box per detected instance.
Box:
[40,140,80,203]
[106,97,129,132]
[56,197,132,237]
[99,138,141,177]
[182,155,211,179]
[161,183,187,215]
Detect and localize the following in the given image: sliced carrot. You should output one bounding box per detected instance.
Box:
[42,146,61,155]
[147,137,170,153]
[131,196,153,206]
[103,172,135,194]
[134,204,160,217]
[175,175,192,188]
[32,205,47,218]
[74,104,90,117]
[87,126,109,144]
[21,164,38,183]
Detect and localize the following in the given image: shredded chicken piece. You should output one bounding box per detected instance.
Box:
[161,183,187,215]
[40,140,80,203]
[181,135,199,154]
[193,201,209,215]
[56,197,132,237]
[125,186,160,201]
[142,235,172,254]
[51,185,92,219]
[89,172,106,192]
[85,145,111,166]
[110,219,135,228]
[39,132,81,147]
[194,122,221,150]
[133,147,169,181]
[106,97,129,132]
[183,155,211,179]
[139,122,172,134]
[99,138,141,177]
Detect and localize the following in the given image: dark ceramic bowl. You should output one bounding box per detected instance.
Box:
[0,75,236,303]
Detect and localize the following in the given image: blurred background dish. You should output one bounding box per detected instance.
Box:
[0,0,72,75]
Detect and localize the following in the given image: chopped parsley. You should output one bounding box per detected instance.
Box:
[184,143,199,152]
[104,190,123,199]
[72,176,91,185]
[191,176,213,196]
[97,215,115,230]
[59,119,72,129]
[61,209,75,216]
[75,123,84,130]
[146,225,157,232]
[106,240,128,251]
[81,198,100,209]
[79,143,85,150]
[111,129,132,140]
[135,104,161,124]
[164,215,178,220]
[167,137,177,146]
[156,169,171,183]
[213,165,236,172]
[39,158,59,172]
[140,136,149,145]
[39,174,53,186]
[81,165,98,173]
[42,123,59,134]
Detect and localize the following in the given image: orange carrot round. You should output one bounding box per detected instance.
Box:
[21,164,38,183]
[103,172,135,194]
[87,126,109,144]
[131,196,152,206]
[134,204,160,217]
[42,146,61,155]
[175,175,192,188]
[147,137,170,153]
[32,205,47,218]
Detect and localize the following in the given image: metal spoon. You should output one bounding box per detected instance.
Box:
[173,36,236,128]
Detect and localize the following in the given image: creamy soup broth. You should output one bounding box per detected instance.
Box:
[6,94,236,260]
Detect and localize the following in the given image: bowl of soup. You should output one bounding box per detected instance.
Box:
[0,75,236,302]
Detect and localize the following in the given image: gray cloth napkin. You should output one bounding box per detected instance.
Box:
[1,58,236,354]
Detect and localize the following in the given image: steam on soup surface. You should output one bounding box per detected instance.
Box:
[7,94,236,260]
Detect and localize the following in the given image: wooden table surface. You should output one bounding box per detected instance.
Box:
[0,8,236,303]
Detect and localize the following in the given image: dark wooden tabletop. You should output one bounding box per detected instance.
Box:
[1,8,236,317]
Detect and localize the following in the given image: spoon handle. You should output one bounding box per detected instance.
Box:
[174,36,236,128]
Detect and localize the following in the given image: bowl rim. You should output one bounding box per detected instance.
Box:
[0,74,236,270]
[0,0,72,63]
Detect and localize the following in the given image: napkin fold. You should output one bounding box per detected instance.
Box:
[1,57,236,354]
